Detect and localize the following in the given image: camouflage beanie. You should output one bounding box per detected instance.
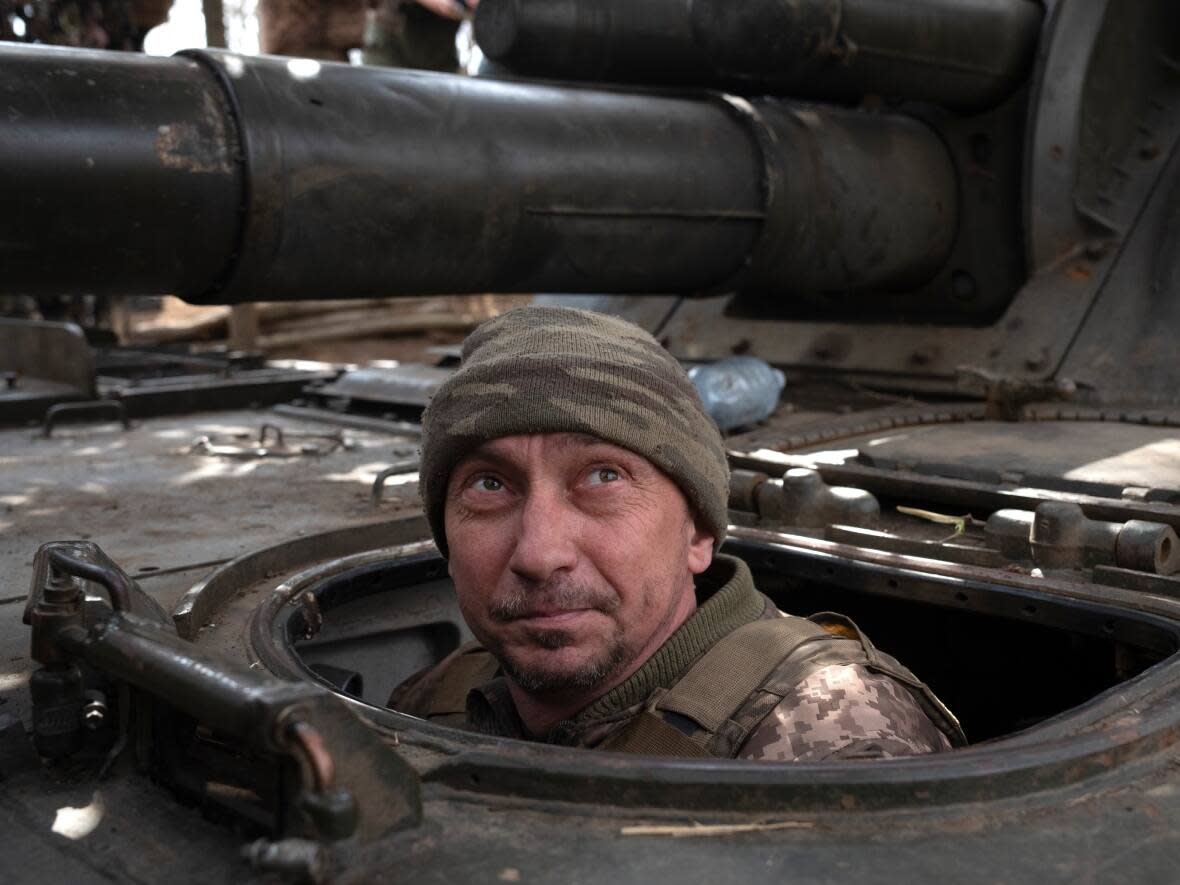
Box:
[419,305,730,557]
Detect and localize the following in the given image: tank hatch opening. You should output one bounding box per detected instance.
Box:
[262,534,1178,750]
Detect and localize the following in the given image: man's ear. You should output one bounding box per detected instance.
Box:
[686,518,715,575]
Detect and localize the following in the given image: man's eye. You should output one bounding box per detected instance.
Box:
[586,467,620,486]
[470,476,503,492]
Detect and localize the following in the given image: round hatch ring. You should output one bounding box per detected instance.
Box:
[209,516,1180,814]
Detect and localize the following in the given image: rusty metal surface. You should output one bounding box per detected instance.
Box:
[0,768,246,884]
[11,435,1180,881]
[0,408,423,728]
[847,419,1180,494]
[8,0,1180,878]
[824,525,1006,569]
[54,605,422,841]
[730,448,1180,538]
[727,401,989,453]
[657,2,1180,391]
[475,0,1042,111]
[659,231,1112,385]
[0,334,338,429]
[183,515,1180,801]
[1057,127,1180,404]
[1024,0,1111,270]
[727,524,1180,623]
[753,467,879,528]
[174,520,430,641]
[725,404,1180,628]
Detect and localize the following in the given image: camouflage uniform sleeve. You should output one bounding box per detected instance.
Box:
[736,663,952,762]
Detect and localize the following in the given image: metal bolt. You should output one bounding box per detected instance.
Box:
[951,269,976,300]
[728,469,768,513]
[243,838,330,884]
[1024,349,1051,372]
[42,568,82,607]
[82,691,107,730]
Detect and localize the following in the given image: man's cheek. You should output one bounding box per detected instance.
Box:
[454,585,491,635]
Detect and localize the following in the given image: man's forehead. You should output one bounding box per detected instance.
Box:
[460,432,638,463]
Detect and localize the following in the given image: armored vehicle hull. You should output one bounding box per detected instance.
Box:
[7,0,1180,880]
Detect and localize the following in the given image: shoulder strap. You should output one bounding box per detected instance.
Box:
[654,616,830,732]
[599,711,711,757]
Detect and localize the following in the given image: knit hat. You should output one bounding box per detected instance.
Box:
[419,305,729,557]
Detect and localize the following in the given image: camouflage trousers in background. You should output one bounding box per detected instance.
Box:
[363,0,460,73]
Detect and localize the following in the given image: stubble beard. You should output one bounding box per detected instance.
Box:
[481,578,631,695]
[499,626,629,694]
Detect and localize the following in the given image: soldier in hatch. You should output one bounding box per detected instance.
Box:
[389,306,964,760]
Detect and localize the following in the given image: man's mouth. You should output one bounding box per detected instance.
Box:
[512,607,596,625]
[489,579,620,627]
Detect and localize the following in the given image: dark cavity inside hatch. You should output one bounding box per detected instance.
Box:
[291,557,471,709]
[283,544,1180,747]
[736,538,1176,743]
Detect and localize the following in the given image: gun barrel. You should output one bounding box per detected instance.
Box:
[476,0,1043,111]
[2,46,244,299]
[2,45,957,303]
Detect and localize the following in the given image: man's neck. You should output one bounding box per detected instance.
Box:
[507,585,699,737]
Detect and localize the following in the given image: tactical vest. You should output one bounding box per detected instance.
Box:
[397,613,966,757]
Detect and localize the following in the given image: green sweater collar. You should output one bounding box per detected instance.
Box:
[575,554,766,722]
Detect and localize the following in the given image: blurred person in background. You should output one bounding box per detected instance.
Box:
[363,0,477,72]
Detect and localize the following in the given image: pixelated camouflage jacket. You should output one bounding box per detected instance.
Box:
[388,556,965,760]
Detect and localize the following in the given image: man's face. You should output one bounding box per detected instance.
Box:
[444,433,715,697]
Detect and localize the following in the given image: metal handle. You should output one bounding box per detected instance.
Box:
[371,459,421,505]
[42,400,130,438]
[47,547,132,613]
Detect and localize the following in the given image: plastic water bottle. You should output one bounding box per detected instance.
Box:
[688,357,786,431]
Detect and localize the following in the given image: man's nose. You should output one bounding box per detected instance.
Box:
[507,485,579,583]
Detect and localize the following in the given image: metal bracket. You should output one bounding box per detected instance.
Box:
[371,458,421,505]
[189,423,350,459]
[41,400,130,438]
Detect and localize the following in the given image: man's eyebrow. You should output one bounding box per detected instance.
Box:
[456,444,511,466]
